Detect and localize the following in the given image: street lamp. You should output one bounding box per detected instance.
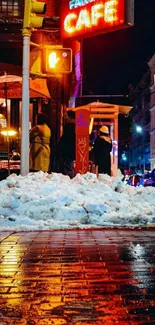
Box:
[135,125,146,172]
[0,128,17,175]
[122,153,127,161]
[136,125,143,133]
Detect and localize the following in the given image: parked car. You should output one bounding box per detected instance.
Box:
[127,174,144,187]
[144,170,155,187]
[125,169,155,187]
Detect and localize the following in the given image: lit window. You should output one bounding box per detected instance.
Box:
[0,0,23,18]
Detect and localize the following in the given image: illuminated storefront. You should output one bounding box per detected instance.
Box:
[61,0,134,175]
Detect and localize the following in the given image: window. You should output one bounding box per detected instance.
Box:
[0,0,23,18]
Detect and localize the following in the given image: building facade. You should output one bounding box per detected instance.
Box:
[0,0,62,155]
[148,54,155,170]
[129,69,151,172]
[129,53,155,172]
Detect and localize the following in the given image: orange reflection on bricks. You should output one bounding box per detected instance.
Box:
[0,228,155,324]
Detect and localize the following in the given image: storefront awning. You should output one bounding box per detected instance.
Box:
[67,101,132,115]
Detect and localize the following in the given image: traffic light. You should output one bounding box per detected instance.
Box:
[23,0,46,30]
[42,47,72,74]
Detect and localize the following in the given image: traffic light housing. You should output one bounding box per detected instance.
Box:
[42,47,72,74]
[23,0,46,30]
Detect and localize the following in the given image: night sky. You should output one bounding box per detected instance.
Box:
[83,0,155,96]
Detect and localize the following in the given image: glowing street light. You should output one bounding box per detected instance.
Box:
[1,129,17,137]
[136,125,143,133]
[122,155,127,161]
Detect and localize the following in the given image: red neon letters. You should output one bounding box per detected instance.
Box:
[61,0,125,39]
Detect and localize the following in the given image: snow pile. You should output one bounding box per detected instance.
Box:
[0,171,155,230]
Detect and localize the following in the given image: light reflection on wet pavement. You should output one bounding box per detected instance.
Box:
[0,228,155,324]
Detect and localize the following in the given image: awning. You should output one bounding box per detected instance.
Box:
[67,101,132,115]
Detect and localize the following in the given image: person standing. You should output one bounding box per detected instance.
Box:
[58,110,75,178]
[94,125,112,176]
[29,113,51,172]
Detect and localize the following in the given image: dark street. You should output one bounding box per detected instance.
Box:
[0,228,155,324]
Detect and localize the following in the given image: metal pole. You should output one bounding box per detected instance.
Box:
[142,134,145,173]
[80,39,83,98]
[7,134,10,176]
[21,35,30,176]
[128,146,130,170]
[4,83,8,126]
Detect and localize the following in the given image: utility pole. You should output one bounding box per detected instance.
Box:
[21,1,72,175]
[21,0,46,176]
[21,27,30,176]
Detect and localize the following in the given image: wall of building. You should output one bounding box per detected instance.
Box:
[129,54,155,172]
[46,0,61,16]
[150,96,155,170]
[129,69,151,171]
[148,55,155,170]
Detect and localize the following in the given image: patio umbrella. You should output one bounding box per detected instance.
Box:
[0,73,51,126]
[0,74,50,99]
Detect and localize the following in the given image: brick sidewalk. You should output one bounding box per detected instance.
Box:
[0,228,155,325]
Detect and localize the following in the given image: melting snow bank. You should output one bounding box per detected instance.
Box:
[0,171,155,230]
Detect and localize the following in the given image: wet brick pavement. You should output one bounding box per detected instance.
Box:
[0,228,155,325]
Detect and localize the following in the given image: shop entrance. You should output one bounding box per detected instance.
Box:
[67,101,132,177]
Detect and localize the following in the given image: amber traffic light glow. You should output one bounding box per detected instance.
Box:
[42,47,72,74]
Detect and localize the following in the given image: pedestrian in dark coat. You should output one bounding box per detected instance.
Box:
[94,125,112,176]
[58,110,75,178]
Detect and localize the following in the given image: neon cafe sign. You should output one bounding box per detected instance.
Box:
[61,0,134,39]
